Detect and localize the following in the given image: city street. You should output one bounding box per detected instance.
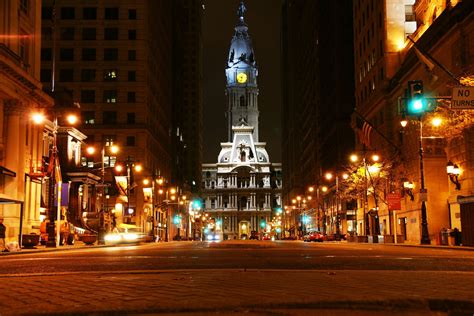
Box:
[1,241,474,315]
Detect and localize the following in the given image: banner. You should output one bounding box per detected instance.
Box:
[114,176,128,196]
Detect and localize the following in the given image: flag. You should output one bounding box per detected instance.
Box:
[115,176,128,196]
[414,46,435,72]
[354,116,373,147]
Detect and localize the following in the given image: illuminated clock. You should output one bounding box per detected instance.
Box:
[236,72,248,83]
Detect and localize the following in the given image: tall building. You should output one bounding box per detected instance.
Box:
[0,1,54,244]
[40,1,174,231]
[281,0,355,237]
[351,0,473,244]
[171,0,203,194]
[200,2,282,240]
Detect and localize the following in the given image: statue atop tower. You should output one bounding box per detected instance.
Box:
[237,1,246,22]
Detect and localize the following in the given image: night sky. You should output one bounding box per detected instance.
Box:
[202,0,282,163]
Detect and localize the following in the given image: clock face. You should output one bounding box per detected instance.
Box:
[237,72,248,83]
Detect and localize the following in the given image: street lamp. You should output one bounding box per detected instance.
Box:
[446,161,461,190]
[349,153,382,237]
[32,111,78,248]
[291,195,311,238]
[114,157,142,224]
[401,117,430,244]
[324,172,348,240]
[86,144,119,244]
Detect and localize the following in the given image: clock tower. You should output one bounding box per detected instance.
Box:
[201,1,282,241]
[225,1,259,142]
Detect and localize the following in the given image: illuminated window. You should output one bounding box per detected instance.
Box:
[81,111,95,124]
[103,90,117,103]
[104,70,118,81]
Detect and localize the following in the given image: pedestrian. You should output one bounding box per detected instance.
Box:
[0,216,7,252]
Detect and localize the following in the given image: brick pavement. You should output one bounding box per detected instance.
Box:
[0,269,473,315]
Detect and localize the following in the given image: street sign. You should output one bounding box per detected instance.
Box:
[419,189,428,202]
[452,86,474,109]
[387,192,401,210]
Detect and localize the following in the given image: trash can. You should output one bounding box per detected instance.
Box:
[440,228,449,246]
[450,228,462,246]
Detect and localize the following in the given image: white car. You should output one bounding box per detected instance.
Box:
[105,227,146,244]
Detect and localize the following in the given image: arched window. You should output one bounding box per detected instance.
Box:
[240,95,246,107]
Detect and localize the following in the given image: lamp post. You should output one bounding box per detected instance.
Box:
[349,153,382,237]
[446,161,461,190]
[417,119,431,244]
[87,144,119,244]
[324,172,349,240]
[32,111,77,247]
[291,195,310,239]
[115,157,142,225]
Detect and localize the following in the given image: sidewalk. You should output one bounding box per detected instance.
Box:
[0,242,113,256]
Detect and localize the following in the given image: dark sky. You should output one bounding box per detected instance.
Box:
[202,0,281,163]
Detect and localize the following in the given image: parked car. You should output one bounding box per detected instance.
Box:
[249,231,259,240]
[304,231,326,242]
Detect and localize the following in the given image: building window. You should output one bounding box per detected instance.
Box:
[81,69,96,82]
[126,136,136,146]
[60,27,74,40]
[42,27,52,40]
[103,111,117,124]
[104,90,117,103]
[82,48,96,61]
[104,48,118,61]
[127,92,136,103]
[20,0,28,14]
[240,96,246,107]
[127,112,135,124]
[59,69,74,82]
[104,28,119,40]
[81,111,95,124]
[82,28,96,40]
[104,70,118,81]
[128,50,136,61]
[128,9,136,20]
[83,7,97,20]
[103,135,116,147]
[40,69,51,82]
[128,30,136,40]
[42,7,52,20]
[60,48,74,61]
[61,7,75,19]
[41,48,52,61]
[128,71,136,82]
[104,7,119,20]
[81,90,95,103]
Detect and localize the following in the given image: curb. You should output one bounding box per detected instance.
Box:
[0,244,115,256]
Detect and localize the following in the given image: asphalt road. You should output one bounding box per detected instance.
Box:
[1,240,474,274]
[1,241,474,315]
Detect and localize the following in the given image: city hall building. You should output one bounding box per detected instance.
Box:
[201,2,282,240]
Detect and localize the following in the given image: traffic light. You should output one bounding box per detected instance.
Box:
[260,217,266,228]
[407,80,425,116]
